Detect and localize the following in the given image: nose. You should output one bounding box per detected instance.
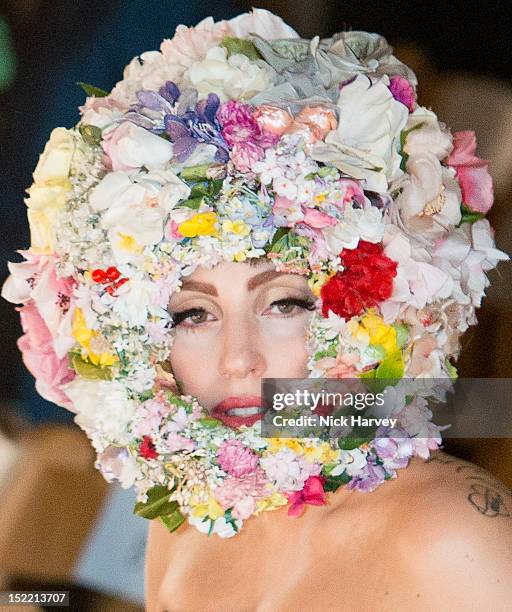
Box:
[218,313,266,379]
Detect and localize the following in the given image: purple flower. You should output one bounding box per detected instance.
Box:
[125,81,182,133]
[347,456,387,492]
[165,93,229,163]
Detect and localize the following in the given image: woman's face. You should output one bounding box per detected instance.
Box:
[167,259,315,428]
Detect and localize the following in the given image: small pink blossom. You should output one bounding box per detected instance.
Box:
[213,468,270,519]
[231,141,264,172]
[389,76,416,112]
[164,219,184,241]
[163,432,196,452]
[216,439,259,477]
[446,131,494,214]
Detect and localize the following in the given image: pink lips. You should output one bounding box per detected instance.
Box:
[211,395,264,429]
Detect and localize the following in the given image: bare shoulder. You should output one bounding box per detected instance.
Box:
[145,518,174,612]
[402,449,511,521]
[394,450,512,608]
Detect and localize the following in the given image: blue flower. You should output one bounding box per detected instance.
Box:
[165,93,229,163]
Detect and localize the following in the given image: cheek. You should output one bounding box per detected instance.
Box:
[259,317,311,377]
[168,332,215,396]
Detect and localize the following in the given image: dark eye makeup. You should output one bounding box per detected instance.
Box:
[169,297,316,328]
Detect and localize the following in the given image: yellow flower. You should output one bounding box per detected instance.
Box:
[314,193,326,203]
[267,438,303,454]
[72,308,93,345]
[72,308,118,367]
[233,250,247,262]
[178,212,218,237]
[222,219,251,236]
[191,496,224,520]
[319,443,341,464]
[360,311,398,355]
[255,493,288,514]
[348,319,370,344]
[308,270,335,297]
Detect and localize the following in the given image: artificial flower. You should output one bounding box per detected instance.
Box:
[102,121,173,171]
[320,241,397,319]
[311,75,408,193]
[446,130,494,214]
[186,46,273,102]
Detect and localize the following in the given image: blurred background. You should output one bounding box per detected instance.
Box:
[0,1,511,609]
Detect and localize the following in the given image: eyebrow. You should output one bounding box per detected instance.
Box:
[180,270,287,296]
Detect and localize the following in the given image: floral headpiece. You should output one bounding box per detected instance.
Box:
[2,10,508,537]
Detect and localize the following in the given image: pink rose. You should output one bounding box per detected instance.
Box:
[17,302,75,408]
[446,131,494,214]
[253,105,294,137]
[288,105,338,143]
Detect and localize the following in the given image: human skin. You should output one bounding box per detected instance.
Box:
[166,258,315,415]
[145,260,512,612]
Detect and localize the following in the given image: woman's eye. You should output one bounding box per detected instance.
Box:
[170,308,213,328]
[268,298,316,316]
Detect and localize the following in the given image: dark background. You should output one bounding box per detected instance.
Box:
[1,0,511,423]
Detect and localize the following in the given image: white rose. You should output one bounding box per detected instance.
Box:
[311,75,409,193]
[185,46,272,102]
[228,8,299,38]
[62,379,136,444]
[25,128,75,253]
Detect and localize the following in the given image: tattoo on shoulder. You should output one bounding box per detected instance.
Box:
[426,454,511,519]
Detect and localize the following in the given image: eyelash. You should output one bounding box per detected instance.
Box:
[170,298,316,329]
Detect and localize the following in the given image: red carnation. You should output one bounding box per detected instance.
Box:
[320,240,397,320]
[139,435,158,460]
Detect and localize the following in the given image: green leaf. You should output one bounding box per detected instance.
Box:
[318,166,339,179]
[220,37,262,61]
[323,470,351,492]
[179,163,211,182]
[69,353,112,381]
[79,124,102,146]
[337,436,372,451]
[159,509,186,533]
[445,358,458,380]
[268,227,289,251]
[77,81,109,97]
[198,417,222,429]
[189,179,224,200]
[375,350,404,381]
[180,196,203,210]
[313,344,339,361]
[457,204,485,226]
[399,121,425,170]
[391,323,409,349]
[134,485,177,520]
